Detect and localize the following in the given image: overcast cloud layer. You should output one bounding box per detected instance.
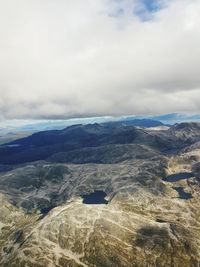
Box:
[0,0,200,120]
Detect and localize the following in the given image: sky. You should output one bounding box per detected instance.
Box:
[0,0,200,121]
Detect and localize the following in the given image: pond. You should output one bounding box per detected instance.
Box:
[163,172,194,182]
[82,190,108,204]
[172,187,192,200]
[40,206,55,215]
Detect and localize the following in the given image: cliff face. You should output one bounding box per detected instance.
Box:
[1,123,200,267]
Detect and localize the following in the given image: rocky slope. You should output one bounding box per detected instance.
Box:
[0,123,177,164]
[0,122,200,266]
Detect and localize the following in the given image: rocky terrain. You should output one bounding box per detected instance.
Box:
[0,122,200,266]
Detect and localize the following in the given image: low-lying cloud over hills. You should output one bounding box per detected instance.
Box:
[0,0,200,119]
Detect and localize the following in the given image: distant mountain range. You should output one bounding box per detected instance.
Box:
[1,113,200,135]
[104,118,165,127]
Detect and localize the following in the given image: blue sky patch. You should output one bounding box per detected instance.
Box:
[142,0,160,12]
[109,0,164,21]
[134,0,163,21]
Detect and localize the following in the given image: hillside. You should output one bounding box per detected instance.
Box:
[0,122,200,266]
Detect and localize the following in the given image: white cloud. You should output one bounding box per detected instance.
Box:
[0,0,200,119]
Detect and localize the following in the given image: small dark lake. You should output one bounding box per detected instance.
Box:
[82,190,108,204]
[40,206,55,215]
[172,187,192,200]
[163,172,194,182]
